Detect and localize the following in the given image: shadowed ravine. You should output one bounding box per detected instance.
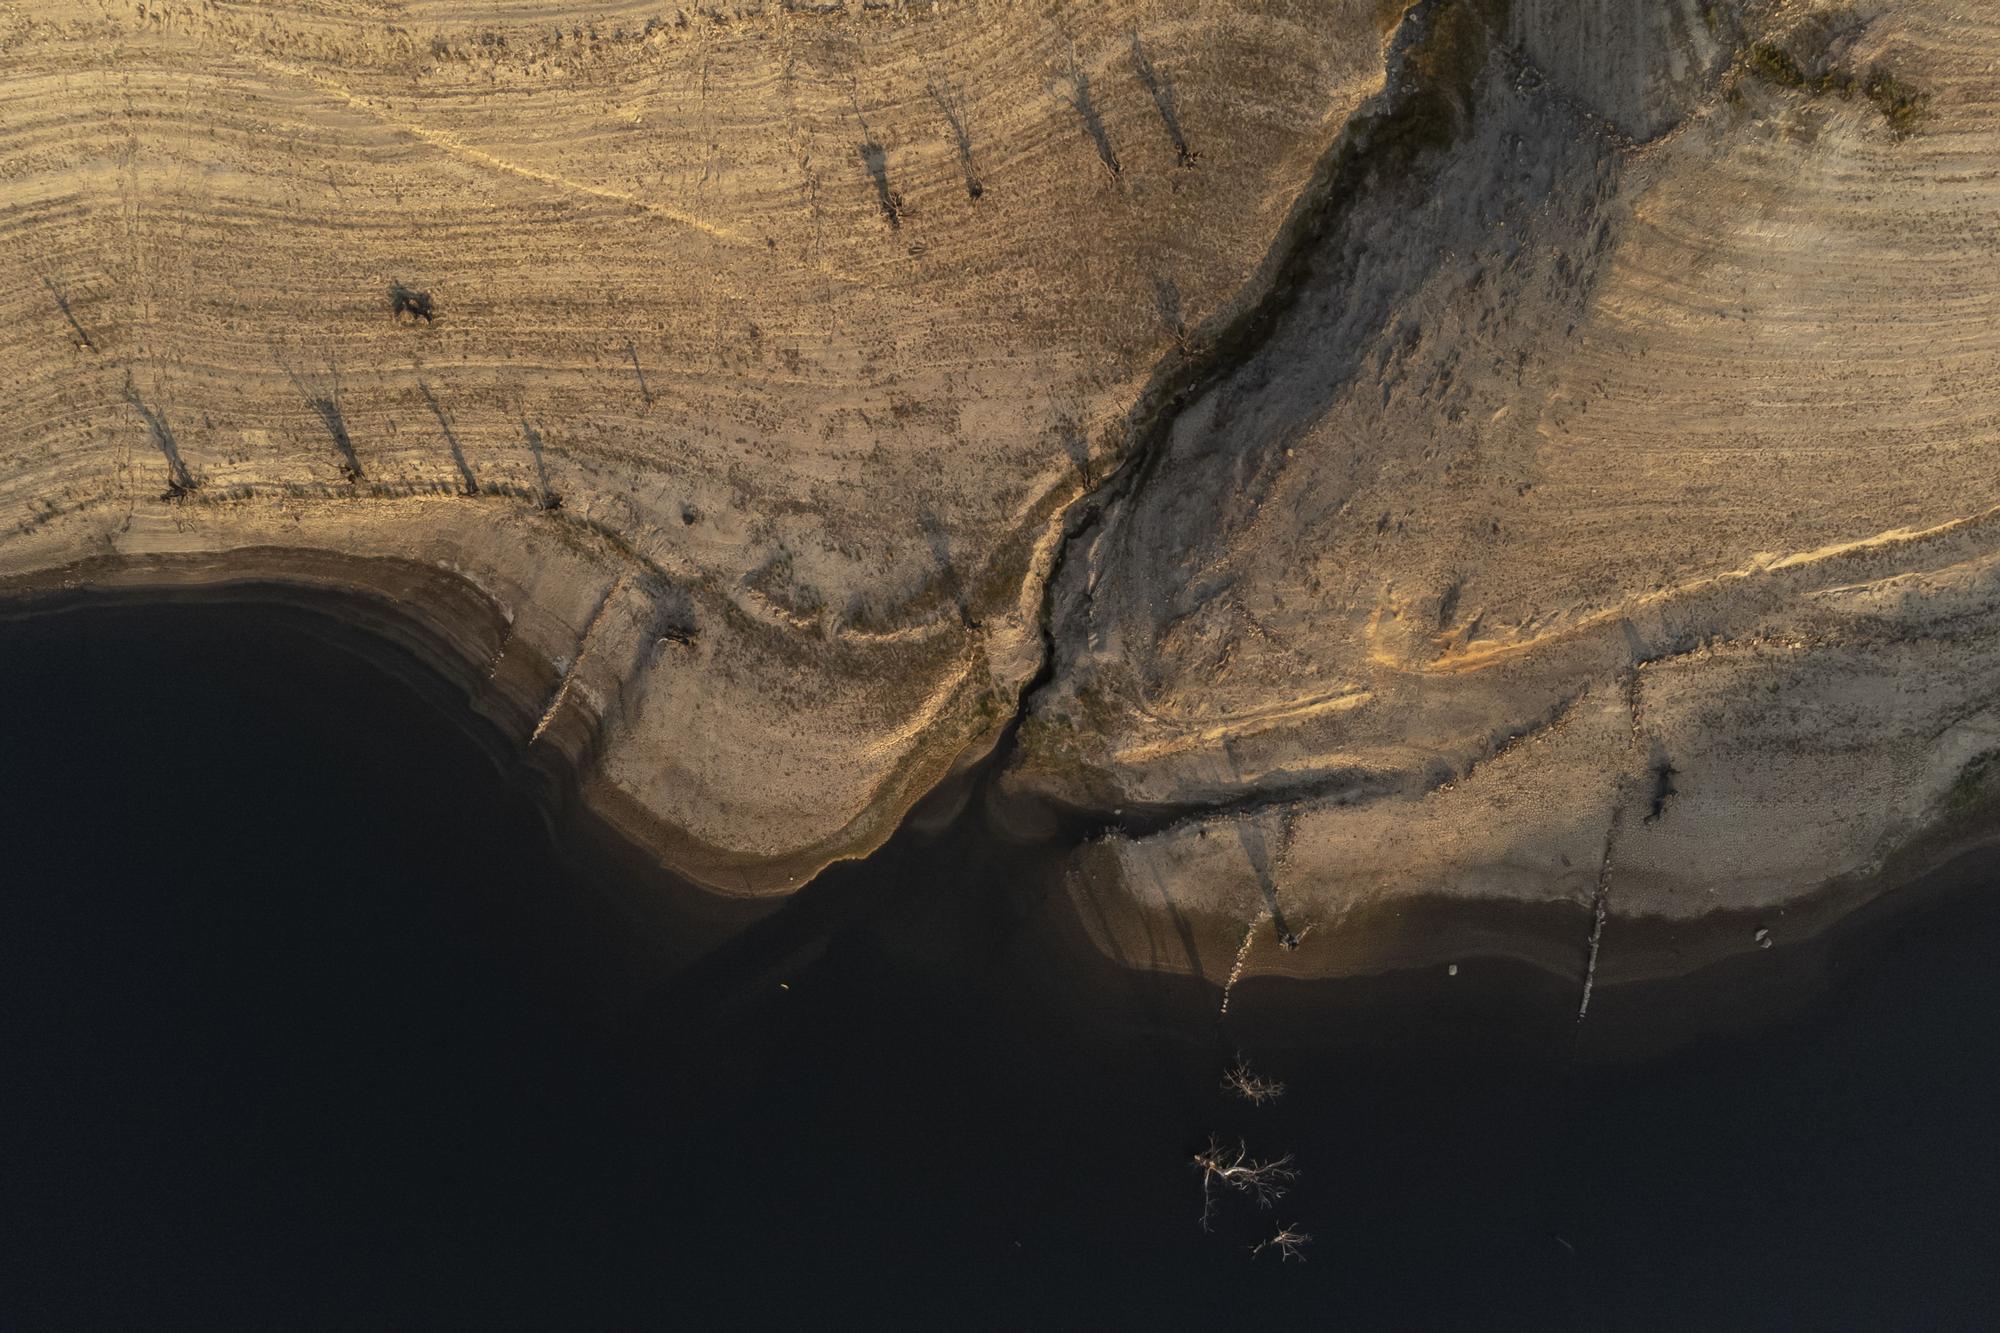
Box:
[4,599,1999,1328]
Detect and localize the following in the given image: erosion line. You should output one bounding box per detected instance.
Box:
[1005,0,1473,746]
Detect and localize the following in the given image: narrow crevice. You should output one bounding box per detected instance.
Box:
[1013,681,1590,851]
[1071,767,1404,844]
[991,0,1506,789]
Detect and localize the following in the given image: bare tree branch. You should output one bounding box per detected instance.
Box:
[1192,1135,1297,1230]
[1222,1056,1286,1106]
[1251,1224,1312,1262]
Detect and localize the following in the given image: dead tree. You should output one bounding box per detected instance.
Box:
[1251,1225,1312,1262]
[925,75,983,200]
[1222,1057,1286,1106]
[1193,1135,1297,1231]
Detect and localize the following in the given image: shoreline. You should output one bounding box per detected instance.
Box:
[1018,784,2000,1038]
[0,545,1015,906]
[0,559,793,994]
[3,561,1993,1031]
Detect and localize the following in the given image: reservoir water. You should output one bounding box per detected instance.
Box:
[4,598,1997,1328]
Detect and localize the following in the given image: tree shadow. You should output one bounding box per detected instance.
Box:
[1232,818,1300,950]
[42,275,97,352]
[1061,43,1122,177]
[1139,855,1205,978]
[1131,31,1196,167]
[520,418,561,510]
[646,583,700,651]
[1642,735,1678,824]
[122,375,194,496]
[286,362,363,482]
[1153,275,1186,345]
[626,341,654,409]
[1059,422,1095,487]
[919,507,978,628]
[418,381,477,495]
[858,138,902,228]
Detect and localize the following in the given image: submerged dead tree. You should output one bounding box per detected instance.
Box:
[1251,1225,1312,1262]
[1193,1135,1297,1231]
[1222,1057,1286,1106]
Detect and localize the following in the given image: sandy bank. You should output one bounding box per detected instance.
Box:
[0,537,1015,906]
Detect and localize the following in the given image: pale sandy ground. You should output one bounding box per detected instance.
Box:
[1009,0,2000,989]
[5,0,1998,991]
[0,0,1394,891]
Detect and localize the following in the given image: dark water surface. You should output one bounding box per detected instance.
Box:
[4,601,1998,1329]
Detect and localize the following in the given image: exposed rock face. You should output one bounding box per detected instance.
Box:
[6,0,1998,985]
[0,0,1394,892]
[1010,0,2000,982]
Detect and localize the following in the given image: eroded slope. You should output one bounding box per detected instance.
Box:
[1012,0,2000,981]
[0,0,1397,890]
